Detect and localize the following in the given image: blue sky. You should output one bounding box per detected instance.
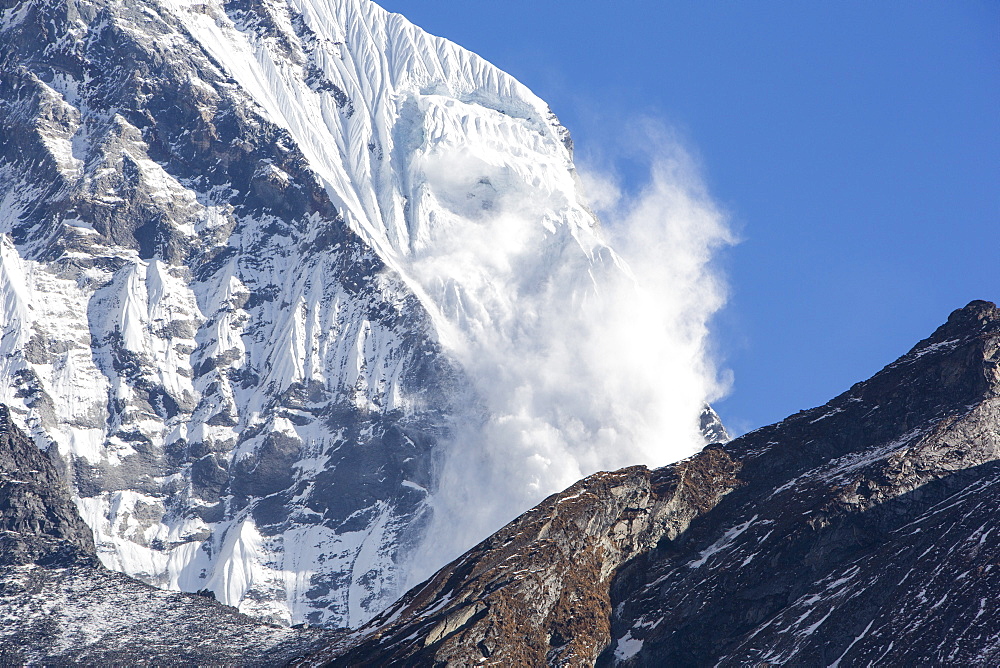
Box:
[378,1,999,435]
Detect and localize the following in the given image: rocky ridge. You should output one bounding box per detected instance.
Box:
[604,299,1000,666]
[304,450,740,666]
[308,300,1000,666]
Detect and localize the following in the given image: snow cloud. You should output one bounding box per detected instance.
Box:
[402,117,734,584]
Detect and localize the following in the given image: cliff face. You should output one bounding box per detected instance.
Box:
[1,0,467,626]
[314,300,1000,666]
[0,403,96,566]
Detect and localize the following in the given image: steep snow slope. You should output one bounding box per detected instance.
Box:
[0,0,724,627]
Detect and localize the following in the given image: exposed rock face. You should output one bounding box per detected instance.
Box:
[312,301,1000,666]
[0,403,96,566]
[0,401,338,665]
[303,451,741,666]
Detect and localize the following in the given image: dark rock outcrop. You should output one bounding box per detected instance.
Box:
[0,403,96,567]
[309,300,1000,666]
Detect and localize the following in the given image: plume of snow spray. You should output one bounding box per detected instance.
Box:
[403,120,734,584]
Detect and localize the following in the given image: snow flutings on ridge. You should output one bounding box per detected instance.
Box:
[141,0,734,595]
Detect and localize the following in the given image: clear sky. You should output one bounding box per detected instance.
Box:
[377,1,999,435]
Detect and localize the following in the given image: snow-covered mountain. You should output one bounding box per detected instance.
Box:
[0,0,726,628]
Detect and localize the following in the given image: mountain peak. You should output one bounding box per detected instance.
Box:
[0,0,725,628]
[936,299,1000,340]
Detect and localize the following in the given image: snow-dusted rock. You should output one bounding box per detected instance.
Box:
[0,402,336,664]
[607,300,1000,666]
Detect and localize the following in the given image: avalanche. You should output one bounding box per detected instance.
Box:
[0,0,728,627]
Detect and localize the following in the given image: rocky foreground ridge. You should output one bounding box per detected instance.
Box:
[305,300,1000,666]
[2,301,997,665]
